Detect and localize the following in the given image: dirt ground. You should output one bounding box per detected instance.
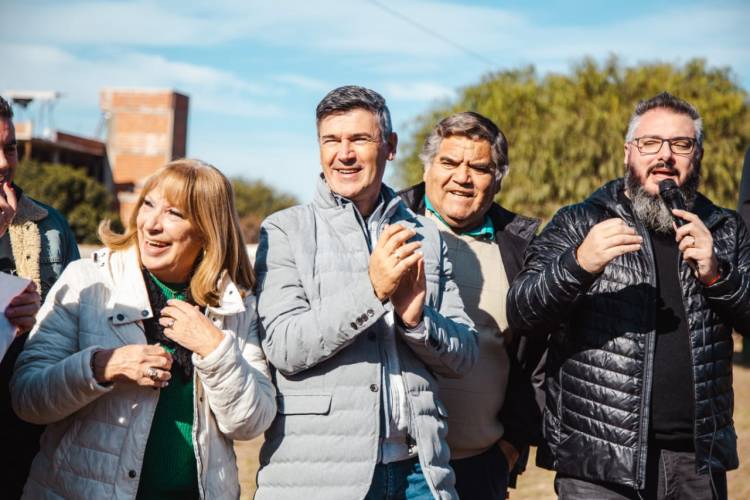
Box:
[236,334,749,498]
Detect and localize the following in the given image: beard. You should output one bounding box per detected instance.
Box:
[625,158,701,234]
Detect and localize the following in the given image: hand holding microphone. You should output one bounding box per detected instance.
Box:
[658,179,720,285]
[658,179,687,226]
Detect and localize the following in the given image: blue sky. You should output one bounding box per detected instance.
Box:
[1,0,748,202]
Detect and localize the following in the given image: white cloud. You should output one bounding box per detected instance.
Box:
[4,1,747,82]
[3,0,748,202]
[0,44,283,119]
[2,1,245,46]
[518,6,750,70]
[189,128,321,203]
[273,74,330,93]
[383,82,455,102]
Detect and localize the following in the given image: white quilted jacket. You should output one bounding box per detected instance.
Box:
[11,246,277,499]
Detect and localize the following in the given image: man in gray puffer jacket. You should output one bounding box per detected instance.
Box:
[254,86,477,500]
[508,92,750,499]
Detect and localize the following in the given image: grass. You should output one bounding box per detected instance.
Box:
[235,334,749,498]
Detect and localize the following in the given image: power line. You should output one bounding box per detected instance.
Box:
[366,0,497,69]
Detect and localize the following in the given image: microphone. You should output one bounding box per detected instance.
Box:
[658,179,687,228]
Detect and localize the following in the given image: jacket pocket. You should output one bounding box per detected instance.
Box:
[277,393,332,415]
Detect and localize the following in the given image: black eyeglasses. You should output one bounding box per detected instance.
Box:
[630,136,697,156]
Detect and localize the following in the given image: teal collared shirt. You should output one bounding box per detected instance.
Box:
[424,195,495,241]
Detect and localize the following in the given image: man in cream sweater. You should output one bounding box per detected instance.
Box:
[399,111,546,499]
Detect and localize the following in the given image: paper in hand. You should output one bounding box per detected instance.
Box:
[0,272,32,361]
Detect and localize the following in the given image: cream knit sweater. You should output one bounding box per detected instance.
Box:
[427,211,511,460]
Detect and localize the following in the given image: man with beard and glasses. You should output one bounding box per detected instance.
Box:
[507,92,750,499]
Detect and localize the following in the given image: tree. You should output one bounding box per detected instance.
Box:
[231,178,298,243]
[396,57,750,222]
[14,160,118,244]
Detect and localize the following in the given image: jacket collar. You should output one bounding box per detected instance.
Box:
[102,246,153,325]
[207,272,246,316]
[425,193,495,240]
[397,182,539,242]
[314,173,404,224]
[587,178,729,230]
[11,186,48,225]
[99,246,245,326]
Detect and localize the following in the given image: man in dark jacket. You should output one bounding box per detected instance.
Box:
[0,95,79,498]
[739,146,750,230]
[507,92,749,499]
[399,112,545,499]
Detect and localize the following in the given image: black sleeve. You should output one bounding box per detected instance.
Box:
[499,334,546,451]
[500,332,548,487]
[703,214,750,336]
[740,201,750,234]
[507,207,599,338]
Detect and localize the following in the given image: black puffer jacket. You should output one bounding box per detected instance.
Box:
[507,178,750,489]
[739,146,750,229]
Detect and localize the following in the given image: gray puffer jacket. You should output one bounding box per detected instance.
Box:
[507,178,750,489]
[254,178,477,500]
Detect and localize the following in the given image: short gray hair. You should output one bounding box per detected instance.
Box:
[420,111,509,183]
[316,85,392,142]
[625,91,703,150]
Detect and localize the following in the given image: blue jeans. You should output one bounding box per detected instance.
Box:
[365,457,433,499]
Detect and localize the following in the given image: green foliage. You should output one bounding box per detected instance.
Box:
[396,57,750,222]
[231,178,298,243]
[232,178,298,217]
[14,160,118,244]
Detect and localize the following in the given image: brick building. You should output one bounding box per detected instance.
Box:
[6,89,190,224]
[100,89,189,222]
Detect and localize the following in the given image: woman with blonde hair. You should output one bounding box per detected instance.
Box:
[11,159,276,499]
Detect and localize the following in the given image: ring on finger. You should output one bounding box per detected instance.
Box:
[146,367,159,381]
[394,251,402,260]
[167,318,175,328]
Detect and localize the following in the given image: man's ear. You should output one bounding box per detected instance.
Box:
[492,166,504,196]
[623,142,631,170]
[387,132,398,161]
[493,178,503,196]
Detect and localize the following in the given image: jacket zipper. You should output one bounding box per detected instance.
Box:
[192,377,206,500]
[677,251,701,466]
[356,193,439,494]
[387,200,441,498]
[399,347,442,499]
[635,222,656,490]
[192,309,216,500]
[554,343,563,469]
[399,248,443,500]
